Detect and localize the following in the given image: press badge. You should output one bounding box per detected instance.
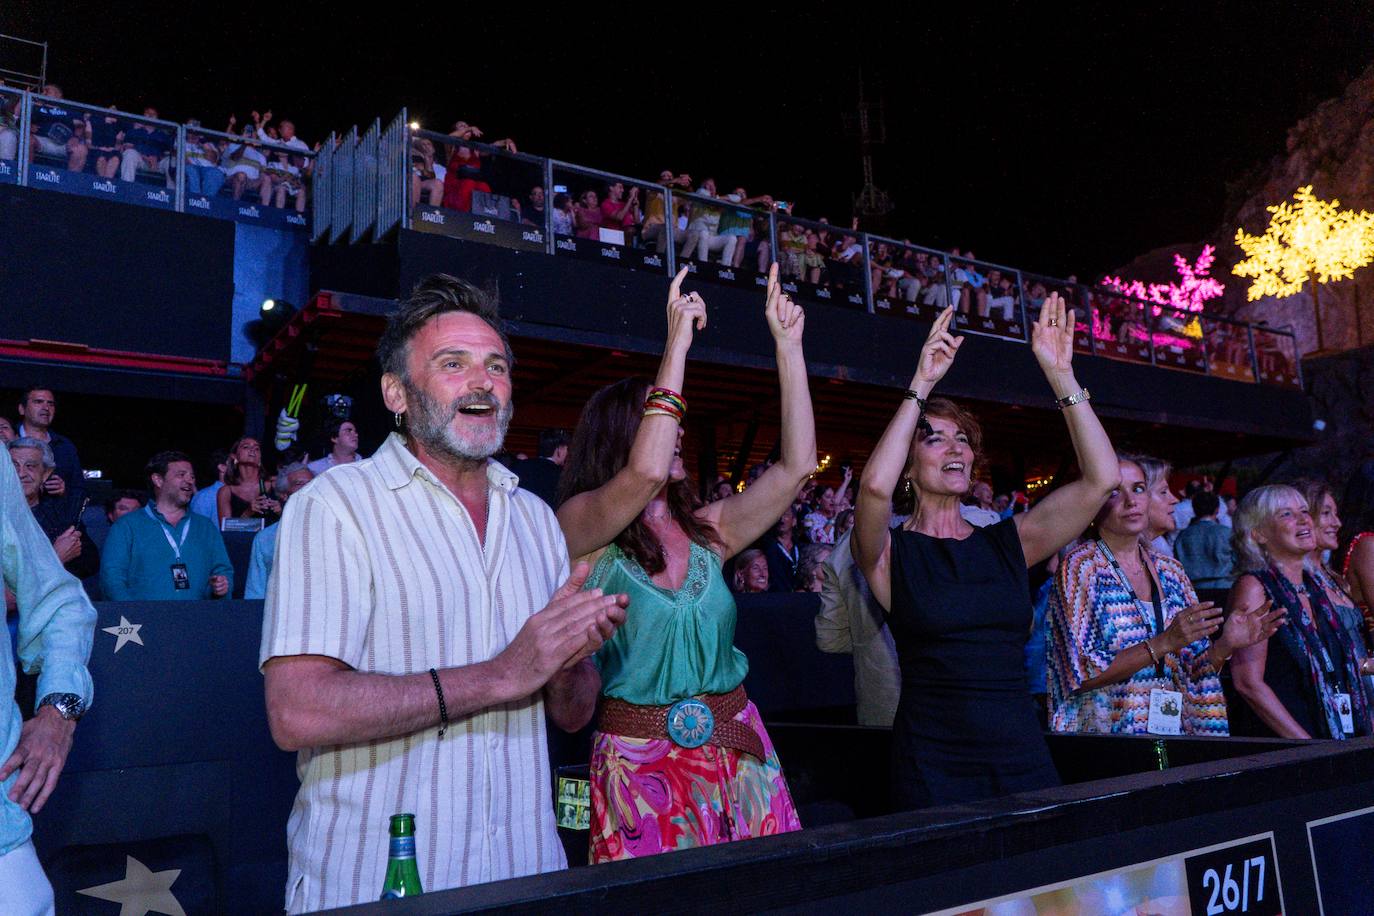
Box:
[1334,692,1355,735]
[170,562,191,591]
[1147,687,1183,735]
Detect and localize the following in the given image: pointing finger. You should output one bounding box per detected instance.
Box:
[669,265,689,302]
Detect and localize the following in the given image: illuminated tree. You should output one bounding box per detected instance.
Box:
[1232,185,1374,350]
[1102,244,1226,315]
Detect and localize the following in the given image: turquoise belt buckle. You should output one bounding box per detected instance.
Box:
[666,698,715,749]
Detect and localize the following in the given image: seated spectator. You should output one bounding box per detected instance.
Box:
[598,182,640,242]
[261,151,307,213]
[816,528,899,726]
[732,548,770,593]
[640,170,691,253]
[182,119,226,197]
[796,543,831,592]
[307,420,361,477]
[100,450,233,601]
[119,107,174,185]
[224,124,268,200]
[189,449,230,521]
[1173,490,1234,606]
[83,107,126,180]
[1230,485,1369,739]
[680,178,735,265]
[509,428,568,508]
[763,510,801,592]
[244,461,315,600]
[520,185,546,227]
[0,91,17,162]
[830,234,864,290]
[8,438,98,581]
[409,137,445,208]
[28,84,87,173]
[719,187,773,269]
[0,417,13,442]
[573,189,604,240]
[17,387,81,497]
[551,192,574,236]
[85,488,144,553]
[217,437,280,525]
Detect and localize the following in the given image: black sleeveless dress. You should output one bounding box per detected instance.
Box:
[888,517,1060,809]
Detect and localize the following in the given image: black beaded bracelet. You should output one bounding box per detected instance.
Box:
[903,389,927,410]
[429,667,449,739]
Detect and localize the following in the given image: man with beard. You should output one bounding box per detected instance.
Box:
[100,451,233,601]
[259,274,628,913]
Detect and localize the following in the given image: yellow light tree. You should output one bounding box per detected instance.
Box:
[1233,185,1374,351]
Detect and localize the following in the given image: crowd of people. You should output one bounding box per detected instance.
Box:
[6,261,1373,914]
[0,83,313,211]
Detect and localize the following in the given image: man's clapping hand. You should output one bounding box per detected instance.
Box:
[494,562,627,698]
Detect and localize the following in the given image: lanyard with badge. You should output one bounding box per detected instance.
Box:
[1270,569,1355,735]
[1097,540,1183,735]
[147,505,192,590]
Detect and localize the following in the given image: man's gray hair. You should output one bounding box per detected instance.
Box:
[7,437,55,470]
[275,460,312,494]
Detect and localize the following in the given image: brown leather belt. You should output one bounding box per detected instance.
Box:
[598,685,766,762]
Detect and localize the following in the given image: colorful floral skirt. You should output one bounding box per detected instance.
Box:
[588,700,801,862]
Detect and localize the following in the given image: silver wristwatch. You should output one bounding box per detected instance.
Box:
[37,693,87,721]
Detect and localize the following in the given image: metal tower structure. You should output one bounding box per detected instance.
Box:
[0,33,47,90]
[843,70,893,221]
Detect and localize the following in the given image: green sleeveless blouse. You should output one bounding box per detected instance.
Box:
[586,541,750,706]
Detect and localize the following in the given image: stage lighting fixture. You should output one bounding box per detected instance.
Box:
[408,121,420,130]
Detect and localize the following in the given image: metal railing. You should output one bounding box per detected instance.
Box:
[325,111,1299,389]
[2,87,315,232]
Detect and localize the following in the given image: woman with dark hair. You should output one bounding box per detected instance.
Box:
[215,436,279,524]
[1337,462,1374,639]
[852,298,1122,810]
[557,264,814,862]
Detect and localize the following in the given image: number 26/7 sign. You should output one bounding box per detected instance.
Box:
[1183,838,1281,916]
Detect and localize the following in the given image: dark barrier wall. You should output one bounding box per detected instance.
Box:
[369,230,1314,442]
[338,739,1374,915]
[0,185,234,362]
[32,597,1370,915]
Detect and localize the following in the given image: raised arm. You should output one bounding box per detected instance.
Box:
[558,267,706,560]
[702,264,815,558]
[852,307,963,611]
[1014,293,1121,566]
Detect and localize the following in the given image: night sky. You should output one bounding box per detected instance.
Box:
[5,3,1373,278]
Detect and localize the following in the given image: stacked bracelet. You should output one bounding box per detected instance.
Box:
[644,386,687,422]
[903,389,928,411]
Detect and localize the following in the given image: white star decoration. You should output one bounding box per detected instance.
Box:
[101,616,144,653]
[77,855,186,916]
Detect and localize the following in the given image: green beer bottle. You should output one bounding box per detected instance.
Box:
[380,813,423,899]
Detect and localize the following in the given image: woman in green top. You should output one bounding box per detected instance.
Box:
[557,263,816,862]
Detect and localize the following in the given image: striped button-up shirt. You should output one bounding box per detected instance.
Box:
[260,433,569,913]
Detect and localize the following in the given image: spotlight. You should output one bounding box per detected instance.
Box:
[261,298,277,314]
[408,121,420,130]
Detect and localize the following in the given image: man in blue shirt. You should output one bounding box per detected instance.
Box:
[17,387,83,499]
[0,432,96,913]
[100,451,233,601]
[119,107,173,184]
[189,449,229,522]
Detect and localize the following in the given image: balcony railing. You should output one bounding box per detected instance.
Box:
[2,87,314,231]
[0,88,1301,388]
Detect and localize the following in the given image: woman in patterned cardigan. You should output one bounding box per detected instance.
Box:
[1047,455,1282,735]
